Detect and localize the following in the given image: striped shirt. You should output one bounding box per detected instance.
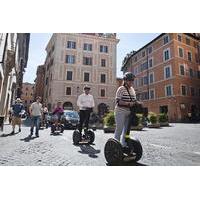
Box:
[115,86,136,112]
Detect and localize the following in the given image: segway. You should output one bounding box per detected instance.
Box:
[104,103,143,165]
[73,128,95,145]
[51,123,64,134]
[51,114,65,135]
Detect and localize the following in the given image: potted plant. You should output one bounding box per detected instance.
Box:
[131,113,144,131]
[158,113,169,126]
[103,111,115,133]
[148,112,160,128]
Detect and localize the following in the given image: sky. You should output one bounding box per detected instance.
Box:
[24,33,160,83]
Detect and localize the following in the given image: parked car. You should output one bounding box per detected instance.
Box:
[63,110,80,129]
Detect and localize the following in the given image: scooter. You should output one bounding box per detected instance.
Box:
[104,103,143,165]
[73,128,95,145]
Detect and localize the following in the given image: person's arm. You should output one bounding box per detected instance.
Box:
[29,104,33,116]
[77,95,82,108]
[91,95,95,108]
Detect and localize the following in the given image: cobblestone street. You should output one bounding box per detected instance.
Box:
[0,121,200,166]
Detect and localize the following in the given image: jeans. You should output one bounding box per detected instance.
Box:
[30,116,41,135]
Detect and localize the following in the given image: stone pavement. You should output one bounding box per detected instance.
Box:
[0,121,200,166]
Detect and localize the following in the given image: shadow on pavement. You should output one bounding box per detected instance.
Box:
[0,131,19,137]
[50,132,63,136]
[78,145,101,158]
[106,161,147,166]
[20,135,38,142]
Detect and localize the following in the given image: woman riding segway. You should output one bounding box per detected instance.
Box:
[104,72,143,165]
[51,101,65,134]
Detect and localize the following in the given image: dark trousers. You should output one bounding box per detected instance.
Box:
[78,110,91,133]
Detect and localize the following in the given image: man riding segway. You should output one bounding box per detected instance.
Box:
[72,85,95,145]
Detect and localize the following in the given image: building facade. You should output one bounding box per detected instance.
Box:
[21,82,35,111]
[0,33,30,121]
[34,65,45,100]
[122,33,200,122]
[43,33,119,115]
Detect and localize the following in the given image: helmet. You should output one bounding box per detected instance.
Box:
[123,72,135,81]
[84,85,91,90]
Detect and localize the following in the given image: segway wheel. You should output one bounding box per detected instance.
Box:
[73,130,81,145]
[86,130,95,144]
[104,138,123,165]
[51,125,55,133]
[60,124,64,133]
[128,139,143,161]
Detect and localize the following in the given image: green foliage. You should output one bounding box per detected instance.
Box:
[135,114,143,126]
[158,113,168,123]
[148,112,157,124]
[103,111,115,127]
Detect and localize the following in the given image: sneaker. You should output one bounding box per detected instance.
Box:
[35,134,39,137]
[10,131,15,135]
[19,128,21,132]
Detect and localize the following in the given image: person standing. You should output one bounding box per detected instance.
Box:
[77,85,95,135]
[29,96,42,137]
[10,98,25,134]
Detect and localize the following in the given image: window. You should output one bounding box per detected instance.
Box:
[149,58,153,68]
[134,56,137,62]
[197,71,200,79]
[100,45,108,53]
[149,73,154,83]
[181,85,187,95]
[101,74,106,83]
[67,71,73,80]
[199,88,200,97]
[186,37,190,45]
[25,100,27,104]
[189,68,193,77]
[164,65,172,79]
[178,47,184,58]
[26,87,28,91]
[180,65,185,75]
[67,41,76,49]
[164,35,169,44]
[46,77,49,85]
[178,34,182,42]
[84,72,90,82]
[83,57,92,65]
[66,87,71,95]
[101,89,105,97]
[165,85,172,96]
[142,51,145,57]
[163,49,170,61]
[149,89,155,99]
[195,53,199,63]
[188,51,192,62]
[143,76,148,85]
[148,46,153,54]
[83,43,92,51]
[66,55,75,64]
[101,59,106,67]
[191,87,195,96]
[26,93,27,96]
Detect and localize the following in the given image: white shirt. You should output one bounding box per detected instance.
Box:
[77,93,95,110]
[30,102,42,116]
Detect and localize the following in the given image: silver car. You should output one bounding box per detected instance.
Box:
[63,110,80,129]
